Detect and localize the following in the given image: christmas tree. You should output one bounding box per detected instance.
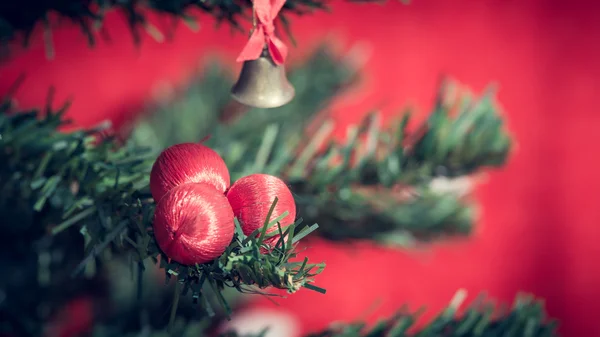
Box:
[0,1,558,336]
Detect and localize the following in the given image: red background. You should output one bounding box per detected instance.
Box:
[1,0,599,336]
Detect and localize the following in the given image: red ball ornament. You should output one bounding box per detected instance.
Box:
[226,174,296,246]
[150,143,230,202]
[153,183,235,265]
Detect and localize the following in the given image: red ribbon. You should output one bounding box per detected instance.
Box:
[236,0,288,65]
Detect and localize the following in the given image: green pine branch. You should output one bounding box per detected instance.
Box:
[0,0,407,57]
[304,292,557,337]
[131,47,512,246]
[0,96,325,334]
[0,0,322,48]
[88,293,557,337]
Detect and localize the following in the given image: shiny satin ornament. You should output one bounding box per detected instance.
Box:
[150,143,230,202]
[226,173,296,247]
[153,183,235,265]
[231,47,295,109]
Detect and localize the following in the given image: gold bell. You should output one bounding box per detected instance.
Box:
[231,47,295,109]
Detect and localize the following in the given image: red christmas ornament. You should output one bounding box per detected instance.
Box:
[150,143,230,202]
[226,173,296,246]
[153,183,235,265]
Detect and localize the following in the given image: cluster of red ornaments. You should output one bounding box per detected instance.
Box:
[150,143,296,265]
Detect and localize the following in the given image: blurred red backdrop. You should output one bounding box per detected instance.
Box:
[1,0,599,336]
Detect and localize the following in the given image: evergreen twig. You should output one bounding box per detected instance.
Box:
[90,293,558,337]
[304,292,557,337]
[0,97,326,324]
[0,0,405,56]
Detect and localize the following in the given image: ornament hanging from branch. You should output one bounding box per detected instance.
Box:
[150,143,235,265]
[153,183,235,265]
[150,142,301,265]
[231,0,295,109]
[227,173,296,249]
[150,143,231,201]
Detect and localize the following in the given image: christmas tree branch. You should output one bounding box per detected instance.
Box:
[131,48,512,246]
[303,292,557,337]
[0,0,404,57]
[89,292,558,336]
[0,0,323,48]
[0,97,325,328]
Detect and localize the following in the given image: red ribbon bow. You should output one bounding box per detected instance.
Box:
[236,0,288,65]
